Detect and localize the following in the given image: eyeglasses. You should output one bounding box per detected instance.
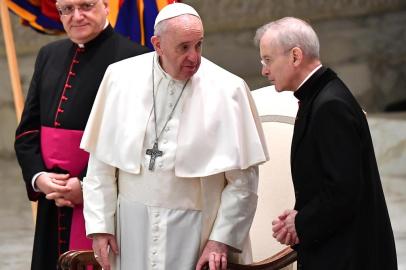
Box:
[260,58,271,67]
[260,46,296,67]
[57,0,99,16]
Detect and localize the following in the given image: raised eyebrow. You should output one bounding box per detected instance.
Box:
[176,38,204,50]
[179,38,204,46]
[63,4,74,9]
[178,42,189,47]
[176,41,193,50]
[57,1,73,6]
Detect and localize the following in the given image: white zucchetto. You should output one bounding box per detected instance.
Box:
[154,3,200,28]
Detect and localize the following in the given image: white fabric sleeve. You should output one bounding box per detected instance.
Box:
[208,166,259,252]
[83,154,117,237]
[32,171,47,192]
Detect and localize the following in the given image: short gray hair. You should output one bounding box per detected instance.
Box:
[254,17,320,59]
[154,20,169,36]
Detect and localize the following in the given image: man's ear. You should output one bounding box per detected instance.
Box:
[102,0,109,15]
[291,47,303,66]
[151,36,162,55]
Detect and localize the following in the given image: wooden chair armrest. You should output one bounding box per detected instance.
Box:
[228,247,297,270]
[58,247,296,270]
[58,250,101,270]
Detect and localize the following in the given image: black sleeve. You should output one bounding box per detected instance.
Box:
[295,99,363,247]
[14,47,48,201]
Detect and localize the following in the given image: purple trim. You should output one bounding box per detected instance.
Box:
[40,126,92,251]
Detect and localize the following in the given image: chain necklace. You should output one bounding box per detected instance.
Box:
[146,55,190,171]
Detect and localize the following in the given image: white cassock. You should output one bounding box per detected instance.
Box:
[81,52,269,270]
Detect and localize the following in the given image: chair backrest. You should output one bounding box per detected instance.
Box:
[250,87,297,262]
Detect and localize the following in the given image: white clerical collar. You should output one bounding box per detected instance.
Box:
[77,20,109,48]
[153,52,187,85]
[296,64,322,90]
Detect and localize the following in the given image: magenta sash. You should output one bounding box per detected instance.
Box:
[41,126,92,250]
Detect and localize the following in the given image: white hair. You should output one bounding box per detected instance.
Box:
[154,20,169,36]
[254,17,320,59]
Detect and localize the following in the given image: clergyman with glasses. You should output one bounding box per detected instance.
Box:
[255,17,397,270]
[14,0,148,268]
[80,3,268,270]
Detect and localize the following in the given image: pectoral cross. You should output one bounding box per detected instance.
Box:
[146,142,163,171]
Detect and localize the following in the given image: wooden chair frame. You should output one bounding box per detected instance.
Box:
[58,247,296,270]
[58,250,101,270]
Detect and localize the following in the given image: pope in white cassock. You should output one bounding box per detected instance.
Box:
[80,3,269,270]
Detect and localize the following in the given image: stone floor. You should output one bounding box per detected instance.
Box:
[0,157,34,270]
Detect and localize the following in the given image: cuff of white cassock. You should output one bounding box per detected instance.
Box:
[83,175,117,237]
[83,215,116,238]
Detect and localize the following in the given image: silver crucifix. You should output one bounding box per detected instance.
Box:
[146,142,163,171]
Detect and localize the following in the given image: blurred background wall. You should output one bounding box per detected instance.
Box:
[1,0,406,157]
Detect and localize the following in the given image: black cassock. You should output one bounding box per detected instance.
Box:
[14,25,149,270]
[291,67,397,270]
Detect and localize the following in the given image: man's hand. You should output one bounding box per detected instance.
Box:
[36,173,74,206]
[35,172,71,194]
[46,177,83,207]
[196,240,228,270]
[92,233,119,270]
[36,173,73,207]
[272,209,299,246]
[60,177,83,204]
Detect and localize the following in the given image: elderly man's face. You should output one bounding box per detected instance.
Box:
[260,32,295,92]
[56,0,108,44]
[154,15,204,81]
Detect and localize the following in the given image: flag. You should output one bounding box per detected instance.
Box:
[6,0,177,49]
[6,0,64,34]
[110,0,176,48]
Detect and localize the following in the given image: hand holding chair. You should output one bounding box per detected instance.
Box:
[58,247,296,270]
